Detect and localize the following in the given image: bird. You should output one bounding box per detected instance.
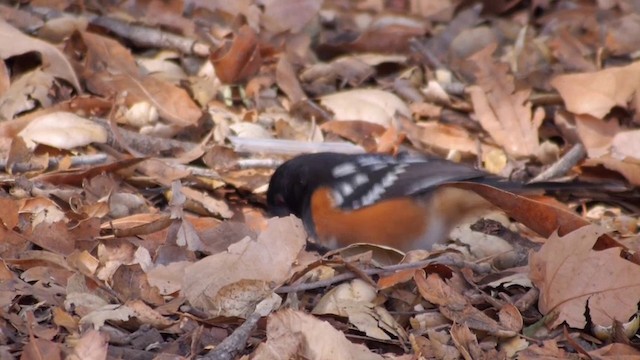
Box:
[266,151,535,251]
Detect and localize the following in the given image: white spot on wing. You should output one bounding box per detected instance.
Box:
[352,173,369,187]
[332,162,357,177]
[338,182,354,196]
[356,156,386,166]
[361,183,385,206]
[332,190,344,206]
[357,164,406,207]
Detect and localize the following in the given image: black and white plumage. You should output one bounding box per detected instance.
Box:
[266,152,500,219]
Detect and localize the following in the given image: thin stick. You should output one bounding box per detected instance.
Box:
[530,143,586,182]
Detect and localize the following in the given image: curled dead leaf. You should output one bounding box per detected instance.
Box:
[211,25,262,84]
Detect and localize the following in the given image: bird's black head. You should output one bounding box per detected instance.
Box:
[266,152,356,218]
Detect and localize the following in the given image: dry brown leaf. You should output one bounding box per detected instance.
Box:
[28,221,76,256]
[33,157,145,187]
[182,216,306,317]
[412,331,460,359]
[146,261,191,295]
[125,299,174,329]
[261,0,323,34]
[588,343,640,358]
[517,340,571,359]
[583,156,640,186]
[112,264,164,305]
[445,182,623,250]
[276,55,305,103]
[605,13,640,56]
[320,88,410,128]
[529,225,640,329]
[79,304,136,330]
[312,279,406,341]
[415,271,517,337]
[467,44,543,158]
[611,129,640,161]
[320,120,385,150]
[410,0,455,20]
[179,185,233,219]
[300,56,375,87]
[0,18,79,90]
[574,114,620,158]
[498,303,523,333]
[66,250,99,277]
[0,69,55,120]
[551,61,640,119]
[101,213,173,237]
[18,111,108,150]
[400,117,499,157]
[211,25,262,84]
[548,30,598,73]
[252,308,385,360]
[70,31,201,127]
[0,197,19,229]
[66,330,108,360]
[450,323,483,360]
[21,337,62,360]
[330,15,428,54]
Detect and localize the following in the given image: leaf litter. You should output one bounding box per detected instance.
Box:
[0,1,640,359]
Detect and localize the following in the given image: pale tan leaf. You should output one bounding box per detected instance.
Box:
[0,69,54,120]
[529,225,640,329]
[0,18,79,90]
[320,89,410,127]
[18,112,108,150]
[252,309,385,360]
[182,216,306,317]
[611,129,640,160]
[66,330,108,360]
[261,0,323,34]
[551,61,640,119]
[467,44,542,158]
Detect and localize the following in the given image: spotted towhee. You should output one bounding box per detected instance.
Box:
[267,152,540,251]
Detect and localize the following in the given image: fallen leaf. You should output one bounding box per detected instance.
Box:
[312,279,406,341]
[0,18,79,90]
[18,112,107,150]
[415,271,517,337]
[0,69,54,120]
[529,225,640,329]
[400,117,499,157]
[182,216,306,317]
[261,0,323,34]
[66,330,108,360]
[211,25,262,84]
[69,31,201,127]
[252,308,385,360]
[552,60,640,119]
[320,88,411,128]
[450,323,483,359]
[611,129,640,161]
[79,304,136,330]
[574,114,619,158]
[444,182,623,250]
[467,44,543,158]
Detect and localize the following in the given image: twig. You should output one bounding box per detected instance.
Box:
[530,143,586,182]
[199,311,261,360]
[236,158,283,169]
[199,296,279,360]
[0,154,109,172]
[228,136,364,155]
[276,255,492,293]
[91,16,211,57]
